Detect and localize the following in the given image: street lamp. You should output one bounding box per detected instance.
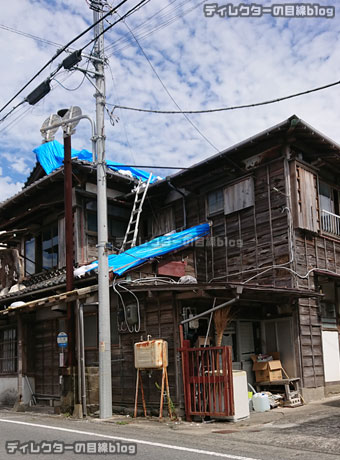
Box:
[40,107,112,419]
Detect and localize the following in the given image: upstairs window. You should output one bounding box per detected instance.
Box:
[207,189,224,215]
[24,237,36,276]
[42,224,58,270]
[86,201,129,243]
[319,181,340,237]
[24,222,58,275]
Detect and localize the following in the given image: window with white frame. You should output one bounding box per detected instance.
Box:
[319,181,340,237]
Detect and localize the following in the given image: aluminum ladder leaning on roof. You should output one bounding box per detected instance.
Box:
[120,173,152,253]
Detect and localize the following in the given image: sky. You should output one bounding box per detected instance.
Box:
[0,0,340,201]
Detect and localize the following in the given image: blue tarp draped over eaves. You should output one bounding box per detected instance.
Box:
[74,223,210,277]
[33,140,161,183]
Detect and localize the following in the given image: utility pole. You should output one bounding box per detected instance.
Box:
[91,0,112,419]
[63,132,75,368]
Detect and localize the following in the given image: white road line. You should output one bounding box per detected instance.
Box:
[0,418,259,460]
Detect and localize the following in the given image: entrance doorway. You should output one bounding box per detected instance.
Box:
[262,318,296,379]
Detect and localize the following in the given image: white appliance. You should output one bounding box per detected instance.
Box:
[226,370,250,422]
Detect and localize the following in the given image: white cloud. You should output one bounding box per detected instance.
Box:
[1,153,31,175]
[1,0,340,195]
[0,176,23,202]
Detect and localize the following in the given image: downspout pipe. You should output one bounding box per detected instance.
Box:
[79,302,87,416]
[166,178,187,228]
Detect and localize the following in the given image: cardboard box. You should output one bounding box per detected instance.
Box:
[195,336,211,348]
[251,353,283,383]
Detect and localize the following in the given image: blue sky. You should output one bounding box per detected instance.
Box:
[0,0,340,200]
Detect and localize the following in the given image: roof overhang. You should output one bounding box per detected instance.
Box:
[148,115,340,191]
[119,282,321,300]
[0,285,98,316]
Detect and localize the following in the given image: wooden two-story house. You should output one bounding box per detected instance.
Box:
[1,115,340,417]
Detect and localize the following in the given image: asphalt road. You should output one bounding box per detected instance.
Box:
[0,409,339,460]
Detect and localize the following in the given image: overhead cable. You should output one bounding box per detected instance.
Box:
[0,0,130,115]
[109,78,340,114]
[112,11,220,154]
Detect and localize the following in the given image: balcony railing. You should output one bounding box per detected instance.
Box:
[321,209,340,237]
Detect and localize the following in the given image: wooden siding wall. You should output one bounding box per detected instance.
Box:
[293,232,340,290]
[292,231,340,389]
[181,160,291,287]
[290,160,340,389]
[85,293,180,410]
[298,297,324,388]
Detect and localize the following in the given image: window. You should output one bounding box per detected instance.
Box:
[321,302,337,329]
[25,238,35,276]
[42,224,58,270]
[0,328,17,374]
[86,201,129,239]
[24,222,58,275]
[319,281,337,330]
[319,181,340,236]
[207,189,224,215]
[224,177,254,215]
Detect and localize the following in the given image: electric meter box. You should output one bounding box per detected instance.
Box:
[134,339,168,369]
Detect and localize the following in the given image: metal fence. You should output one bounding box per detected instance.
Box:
[321,209,340,237]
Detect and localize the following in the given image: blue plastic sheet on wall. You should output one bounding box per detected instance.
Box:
[33,140,161,183]
[74,222,210,277]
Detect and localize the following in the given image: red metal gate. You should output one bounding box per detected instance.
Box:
[179,340,234,421]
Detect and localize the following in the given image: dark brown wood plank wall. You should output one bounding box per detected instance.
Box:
[298,297,324,388]
[184,159,291,287]
[85,293,178,409]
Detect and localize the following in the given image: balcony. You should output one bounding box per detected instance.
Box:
[321,209,340,237]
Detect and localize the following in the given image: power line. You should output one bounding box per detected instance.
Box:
[0,105,34,135]
[0,101,26,124]
[111,2,203,55]
[0,23,64,49]
[0,0,149,125]
[0,0,130,115]
[0,70,84,134]
[79,0,149,53]
[112,164,188,169]
[108,78,340,114]
[104,0,187,52]
[104,0,204,55]
[112,11,220,154]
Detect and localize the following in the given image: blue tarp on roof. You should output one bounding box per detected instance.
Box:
[33,140,160,183]
[74,223,210,277]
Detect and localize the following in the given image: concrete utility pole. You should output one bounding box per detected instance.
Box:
[91,0,112,419]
